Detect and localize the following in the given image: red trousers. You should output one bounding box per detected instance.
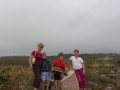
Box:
[75,68,87,88]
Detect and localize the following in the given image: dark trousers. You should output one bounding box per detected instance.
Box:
[33,63,42,89]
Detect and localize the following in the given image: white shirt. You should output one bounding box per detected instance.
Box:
[69,56,83,70]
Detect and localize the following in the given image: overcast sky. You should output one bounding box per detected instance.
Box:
[0,0,120,56]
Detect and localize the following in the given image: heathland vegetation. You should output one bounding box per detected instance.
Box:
[0,53,120,90]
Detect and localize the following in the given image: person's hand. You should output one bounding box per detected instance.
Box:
[83,70,85,74]
[48,72,51,75]
[29,66,33,70]
[71,68,74,71]
[51,72,54,76]
[64,72,67,76]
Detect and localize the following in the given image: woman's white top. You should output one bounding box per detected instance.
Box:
[69,56,83,70]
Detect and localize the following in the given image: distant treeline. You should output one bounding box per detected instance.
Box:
[0,53,120,66]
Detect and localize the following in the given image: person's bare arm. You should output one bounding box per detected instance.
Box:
[29,55,33,70]
[82,63,85,74]
[68,60,73,71]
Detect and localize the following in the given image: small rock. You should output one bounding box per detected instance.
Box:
[105,87,113,90]
[88,81,95,86]
[110,71,115,74]
[118,69,120,73]
[104,84,114,90]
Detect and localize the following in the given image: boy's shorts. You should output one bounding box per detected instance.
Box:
[41,72,51,81]
[53,71,61,80]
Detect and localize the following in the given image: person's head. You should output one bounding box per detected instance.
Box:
[37,43,44,51]
[58,52,64,60]
[42,52,47,59]
[74,49,79,57]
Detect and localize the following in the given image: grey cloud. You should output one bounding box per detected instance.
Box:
[0,0,120,56]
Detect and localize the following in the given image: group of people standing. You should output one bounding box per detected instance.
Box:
[29,43,88,90]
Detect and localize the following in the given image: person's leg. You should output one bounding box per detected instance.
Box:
[33,65,39,90]
[75,69,83,88]
[55,80,58,89]
[42,72,47,90]
[54,72,61,90]
[46,81,50,90]
[54,73,58,89]
[79,68,88,89]
[33,64,42,89]
[42,81,45,90]
[46,72,51,90]
[57,72,61,90]
[57,80,61,90]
